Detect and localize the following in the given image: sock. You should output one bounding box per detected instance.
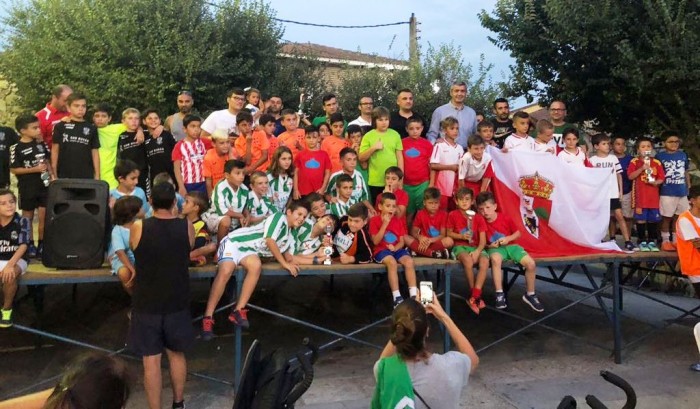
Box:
[647,223,659,242]
[409,287,418,298]
[496,290,504,294]
[471,287,482,299]
[429,241,447,251]
[637,223,647,242]
[407,240,427,256]
[527,291,535,296]
[661,232,670,243]
[392,290,401,300]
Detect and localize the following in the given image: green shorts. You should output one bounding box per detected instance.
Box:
[404,182,429,215]
[453,245,488,259]
[486,244,529,263]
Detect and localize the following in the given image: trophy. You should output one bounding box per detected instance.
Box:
[36,153,50,187]
[297,88,307,117]
[465,210,475,239]
[643,151,655,183]
[323,224,333,265]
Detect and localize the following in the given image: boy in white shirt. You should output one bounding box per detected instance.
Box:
[458,135,493,195]
[588,134,635,251]
[503,111,534,152]
[430,117,464,210]
[557,127,592,167]
[532,119,558,155]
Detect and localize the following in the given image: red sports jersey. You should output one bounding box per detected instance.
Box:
[413,209,448,239]
[374,188,409,211]
[447,209,486,247]
[172,139,208,184]
[483,212,519,245]
[628,157,666,209]
[369,215,407,256]
[402,137,433,185]
[294,149,331,196]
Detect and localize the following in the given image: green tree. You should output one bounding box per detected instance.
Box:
[479,0,700,150]
[336,43,505,126]
[0,0,282,116]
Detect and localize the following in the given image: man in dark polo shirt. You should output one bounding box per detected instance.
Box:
[389,88,426,138]
[312,93,342,127]
[264,94,286,136]
[35,84,72,148]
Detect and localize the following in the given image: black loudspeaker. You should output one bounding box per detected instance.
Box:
[43,179,110,269]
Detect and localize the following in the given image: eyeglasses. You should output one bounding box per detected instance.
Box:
[231,96,246,101]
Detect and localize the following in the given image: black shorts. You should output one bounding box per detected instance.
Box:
[128,309,195,357]
[610,198,622,211]
[19,189,47,211]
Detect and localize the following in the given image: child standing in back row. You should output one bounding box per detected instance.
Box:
[401,117,433,219]
[267,146,295,213]
[430,117,464,210]
[656,130,690,251]
[294,127,331,198]
[117,108,149,193]
[627,136,665,252]
[359,107,404,203]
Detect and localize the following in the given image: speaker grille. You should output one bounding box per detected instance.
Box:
[45,214,105,266]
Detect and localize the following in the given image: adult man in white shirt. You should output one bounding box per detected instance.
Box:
[200,88,245,140]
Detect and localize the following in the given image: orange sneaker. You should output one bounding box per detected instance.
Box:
[467,297,480,315]
[661,241,677,252]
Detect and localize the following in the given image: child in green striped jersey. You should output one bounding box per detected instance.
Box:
[246,171,275,225]
[292,192,331,256]
[326,147,375,217]
[267,146,295,213]
[328,174,356,218]
[202,159,249,243]
[202,199,309,335]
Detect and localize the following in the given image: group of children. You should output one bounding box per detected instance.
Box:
[0,91,690,332]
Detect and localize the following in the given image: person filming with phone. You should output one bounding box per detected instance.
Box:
[371,290,479,409]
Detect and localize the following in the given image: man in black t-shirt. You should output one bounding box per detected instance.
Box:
[492,98,514,149]
[389,88,427,138]
[0,126,19,189]
[51,93,100,179]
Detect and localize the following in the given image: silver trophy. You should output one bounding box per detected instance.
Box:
[465,210,476,236]
[297,88,307,117]
[36,153,50,187]
[643,151,655,183]
[323,224,333,265]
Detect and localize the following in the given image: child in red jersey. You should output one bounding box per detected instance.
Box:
[447,187,490,315]
[405,187,454,258]
[293,126,331,198]
[401,117,433,218]
[627,136,665,251]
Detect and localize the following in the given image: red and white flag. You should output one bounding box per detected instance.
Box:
[487,147,622,257]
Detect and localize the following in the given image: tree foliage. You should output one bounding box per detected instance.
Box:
[336,43,505,124]
[0,0,283,116]
[479,0,700,143]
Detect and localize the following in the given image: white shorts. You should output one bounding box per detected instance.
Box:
[202,212,239,233]
[659,195,689,217]
[217,239,257,265]
[620,192,633,219]
[0,259,28,276]
[688,275,700,284]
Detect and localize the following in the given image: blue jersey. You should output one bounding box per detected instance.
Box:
[617,154,633,195]
[655,150,689,197]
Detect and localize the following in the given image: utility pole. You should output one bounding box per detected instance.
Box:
[409,13,419,66]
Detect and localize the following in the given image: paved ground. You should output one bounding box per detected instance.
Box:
[1,262,699,408]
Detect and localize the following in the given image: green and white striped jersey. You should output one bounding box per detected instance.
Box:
[225,212,292,257]
[206,180,249,228]
[247,191,276,219]
[267,173,293,213]
[328,197,357,218]
[325,170,370,203]
[292,215,321,255]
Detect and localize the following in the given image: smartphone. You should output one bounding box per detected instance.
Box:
[419,281,434,305]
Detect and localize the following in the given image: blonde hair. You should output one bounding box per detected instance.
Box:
[121,108,140,120]
[249,171,268,185]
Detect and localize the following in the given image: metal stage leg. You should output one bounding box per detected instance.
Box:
[234,269,243,389]
[611,261,622,364]
[444,266,452,352]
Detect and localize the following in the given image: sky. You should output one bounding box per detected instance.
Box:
[267,0,525,106]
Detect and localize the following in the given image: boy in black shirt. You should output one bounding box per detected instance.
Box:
[0,189,31,328]
[0,125,18,189]
[118,108,149,193]
[143,108,177,190]
[9,114,54,259]
[334,203,373,264]
[51,92,100,179]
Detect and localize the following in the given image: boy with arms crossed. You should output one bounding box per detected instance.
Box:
[51,92,100,179]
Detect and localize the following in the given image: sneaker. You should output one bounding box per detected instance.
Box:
[410,250,418,257]
[26,243,37,258]
[647,242,660,252]
[495,293,508,310]
[431,250,445,259]
[522,293,544,313]
[638,242,650,252]
[190,255,207,267]
[0,309,13,328]
[228,309,249,329]
[691,363,700,372]
[443,249,451,259]
[172,400,186,409]
[661,241,676,252]
[467,297,480,315]
[477,298,486,309]
[202,317,215,340]
[624,241,636,251]
[393,296,404,308]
